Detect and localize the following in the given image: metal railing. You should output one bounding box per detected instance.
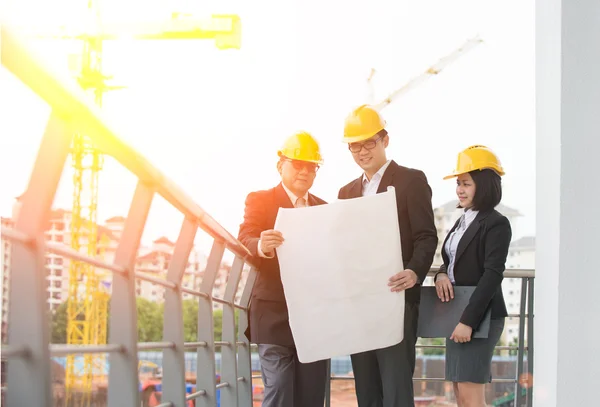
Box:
[0,24,534,407]
[0,25,259,407]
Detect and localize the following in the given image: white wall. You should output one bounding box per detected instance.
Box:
[535,0,600,405]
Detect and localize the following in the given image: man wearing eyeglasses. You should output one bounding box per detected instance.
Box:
[238,131,328,407]
[338,105,438,407]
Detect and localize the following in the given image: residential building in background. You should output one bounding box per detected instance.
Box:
[1,200,249,337]
[134,236,249,308]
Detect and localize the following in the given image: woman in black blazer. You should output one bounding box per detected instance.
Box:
[434,145,512,407]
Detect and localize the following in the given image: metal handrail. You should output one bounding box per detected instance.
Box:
[1,24,258,407]
[0,25,257,269]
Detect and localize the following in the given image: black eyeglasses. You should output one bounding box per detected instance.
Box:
[283,159,320,173]
[348,135,383,153]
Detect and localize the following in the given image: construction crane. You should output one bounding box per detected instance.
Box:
[12,3,241,406]
[366,36,483,110]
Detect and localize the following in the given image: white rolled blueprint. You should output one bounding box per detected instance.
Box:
[274,187,405,363]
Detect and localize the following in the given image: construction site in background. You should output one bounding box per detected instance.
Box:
[1,3,489,406]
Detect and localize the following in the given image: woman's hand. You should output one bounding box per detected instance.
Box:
[435,273,454,302]
[450,323,473,343]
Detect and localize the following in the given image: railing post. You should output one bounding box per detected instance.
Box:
[516,278,528,407]
[6,113,71,407]
[527,277,535,407]
[220,256,245,407]
[196,240,225,407]
[107,181,154,407]
[237,267,257,407]
[325,359,332,407]
[162,218,198,407]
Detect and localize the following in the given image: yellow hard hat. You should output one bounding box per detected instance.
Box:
[444,145,505,180]
[277,131,324,164]
[343,105,386,143]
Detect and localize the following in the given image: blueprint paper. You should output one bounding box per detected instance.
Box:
[274,187,405,363]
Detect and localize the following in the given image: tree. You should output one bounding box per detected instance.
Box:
[212,309,223,342]
[494,338,506,356]
[421,338,445,355]
[51,302,68,344]
[51,300,112,344]
[509,337,520,356]
[136,297,163,342]
[181,299,238,343]
[183,299,199,341]
[52,298,237,345]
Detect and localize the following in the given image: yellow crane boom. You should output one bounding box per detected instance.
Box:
[367,36,483,111]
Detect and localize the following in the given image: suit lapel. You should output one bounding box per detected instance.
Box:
[347,177,363,198]
[308,193,319,207]
[376,160,398,194]
[274,183,294,209]
[454,210,490,264]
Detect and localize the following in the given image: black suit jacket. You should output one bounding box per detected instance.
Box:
[338,160,438,304]
[238,183,327,346]
[435,209,512,328]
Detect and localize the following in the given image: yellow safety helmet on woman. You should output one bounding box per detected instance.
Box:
[444,145,505,179]
[342,105,386,143]
[277,131,324,164]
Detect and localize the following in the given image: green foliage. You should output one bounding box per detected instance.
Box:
[51,302,68,344]
[51,298,237,344]
[509,337,520,356]
[421,337,446,355]
[136,297,163,342]
[183,299,199,342]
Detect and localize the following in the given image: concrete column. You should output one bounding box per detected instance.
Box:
[535,0,600,406]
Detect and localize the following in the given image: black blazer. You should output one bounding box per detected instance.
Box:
[338,160,438,304]
[238,183,327,346]
[435,209,512,328]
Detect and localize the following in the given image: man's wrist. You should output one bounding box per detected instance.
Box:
[257,239,274,259]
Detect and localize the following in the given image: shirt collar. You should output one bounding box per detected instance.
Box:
[362,160,392,185]
[281,183,309,206]
[463,208,479,222]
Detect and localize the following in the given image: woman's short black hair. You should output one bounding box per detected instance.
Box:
[459,169,502,212]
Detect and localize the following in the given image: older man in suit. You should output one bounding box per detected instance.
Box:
[338,105,438,407]
[238,131,328,407]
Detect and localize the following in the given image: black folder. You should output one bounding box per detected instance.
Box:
[417,286,491,339]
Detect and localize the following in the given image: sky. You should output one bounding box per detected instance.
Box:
[0,0,536,253]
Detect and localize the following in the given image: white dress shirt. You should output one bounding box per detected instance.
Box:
[444,208,479,283]
[257,184,309,258]
[362,160,392,197]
